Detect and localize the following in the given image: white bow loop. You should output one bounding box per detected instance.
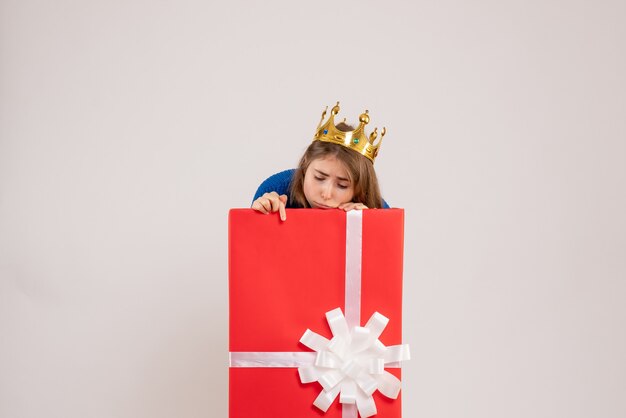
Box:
[298,308,410,417]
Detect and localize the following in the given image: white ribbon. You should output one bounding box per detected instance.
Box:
[344,210,363,328]
[229,352,316,367]
[229,210,410,417]
[298,308,410,418]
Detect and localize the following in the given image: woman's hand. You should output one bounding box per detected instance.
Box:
[252,192,288,221]
[338,202,368,211]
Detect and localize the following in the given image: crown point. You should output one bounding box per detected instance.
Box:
[359,112,370,124]
[369,127,378,143]
[332,102,340,115]
[381,127,387,137]
[316,106,329,131]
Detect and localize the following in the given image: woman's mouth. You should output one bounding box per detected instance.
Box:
[314,203,333,209]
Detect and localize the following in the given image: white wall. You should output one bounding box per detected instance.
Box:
[1,0,625,417]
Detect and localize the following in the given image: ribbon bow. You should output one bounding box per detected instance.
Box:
[298,308,410,418]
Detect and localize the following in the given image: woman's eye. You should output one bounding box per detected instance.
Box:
[314,176,324,181]
[337,184,348,190]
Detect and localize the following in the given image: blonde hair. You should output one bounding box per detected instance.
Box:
[289,130,384,209]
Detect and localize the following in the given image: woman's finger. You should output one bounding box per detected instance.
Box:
[267,196,280,212]
[252,199,268,214]
[342,202,368,211]
[260,198,273,212]
[261,192,279,213]
[278,200,286,221]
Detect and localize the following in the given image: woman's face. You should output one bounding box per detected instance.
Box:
[303,155,355,208]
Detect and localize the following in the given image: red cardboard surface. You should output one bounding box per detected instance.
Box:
[229,209,404,418]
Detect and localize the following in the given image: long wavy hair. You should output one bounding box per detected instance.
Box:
[289,135,384,209]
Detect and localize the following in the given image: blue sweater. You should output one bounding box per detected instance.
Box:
[253,169,390,208]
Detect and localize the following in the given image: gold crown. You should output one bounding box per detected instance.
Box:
[313,102,386,163]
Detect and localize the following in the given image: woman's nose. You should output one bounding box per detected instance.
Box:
[321,184,333,200]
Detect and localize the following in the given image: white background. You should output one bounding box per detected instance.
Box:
[1,0,625,417]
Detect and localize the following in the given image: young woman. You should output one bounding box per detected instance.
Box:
[252,102,389,220]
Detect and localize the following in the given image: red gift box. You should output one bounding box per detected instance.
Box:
[229,209,406,418]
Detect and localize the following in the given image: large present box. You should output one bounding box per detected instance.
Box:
[229,209,408,418]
